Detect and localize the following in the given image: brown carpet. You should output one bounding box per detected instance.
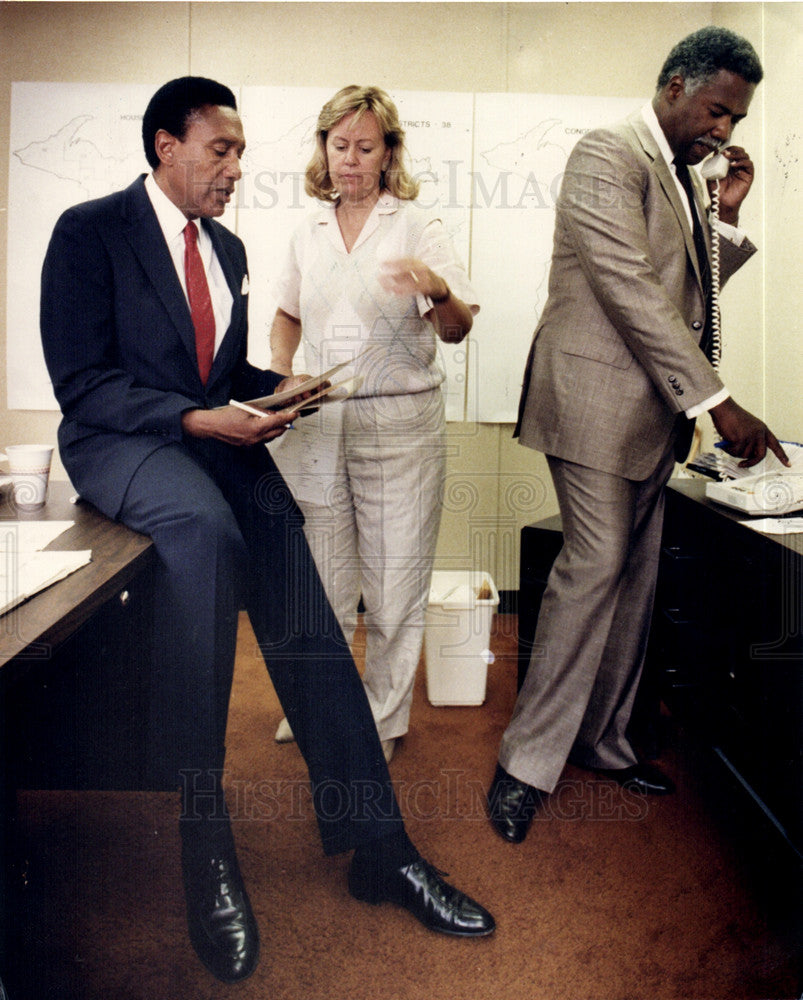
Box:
[7,614,801,999]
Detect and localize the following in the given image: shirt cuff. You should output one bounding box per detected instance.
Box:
[685,387,729,419]
[712,218,746,247]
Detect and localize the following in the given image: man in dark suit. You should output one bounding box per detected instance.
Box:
[488,28,789,844]
[40,77,493,984]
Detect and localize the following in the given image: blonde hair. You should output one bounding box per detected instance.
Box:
[305,85,420,202]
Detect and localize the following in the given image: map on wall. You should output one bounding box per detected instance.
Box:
[7,83,157,409]
[7,82,639,421]
[468,91,641,421]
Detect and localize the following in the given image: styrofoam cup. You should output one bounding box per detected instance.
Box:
[0,444,54,509]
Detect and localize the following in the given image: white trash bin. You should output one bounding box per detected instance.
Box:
[424,571,499,706]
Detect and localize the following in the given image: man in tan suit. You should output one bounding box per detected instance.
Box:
[488,26,789,843]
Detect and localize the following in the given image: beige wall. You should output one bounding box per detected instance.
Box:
[1,2,799,591]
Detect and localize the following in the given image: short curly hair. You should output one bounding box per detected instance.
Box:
[142,77,237,170]
[656,26,763,93]
[305,85,420,202]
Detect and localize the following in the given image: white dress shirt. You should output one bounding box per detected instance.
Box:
[144,172,233,357]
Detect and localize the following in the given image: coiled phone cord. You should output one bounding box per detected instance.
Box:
[708,179,722,372]
[706,178,728,480]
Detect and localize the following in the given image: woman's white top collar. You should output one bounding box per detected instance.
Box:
[314,190,400,225]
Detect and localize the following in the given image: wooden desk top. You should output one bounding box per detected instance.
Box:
[0,481,154,668]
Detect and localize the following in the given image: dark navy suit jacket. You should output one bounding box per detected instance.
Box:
[40,174,282,519]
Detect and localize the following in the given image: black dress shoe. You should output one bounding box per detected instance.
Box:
[487,763,546,843]
[595,762,676,795]
[181,835,260,983]
[348,856,495,937]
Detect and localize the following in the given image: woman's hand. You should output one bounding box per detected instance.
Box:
[378,256,448,300]
[379,256,473,344]
[276,373,330,412]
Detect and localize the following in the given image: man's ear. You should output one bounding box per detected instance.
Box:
[153,128,177,167]
[665,74,687,105]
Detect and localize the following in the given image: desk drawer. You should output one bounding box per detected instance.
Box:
[3,569,156,791]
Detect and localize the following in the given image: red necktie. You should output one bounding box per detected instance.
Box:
[183,221,215,385]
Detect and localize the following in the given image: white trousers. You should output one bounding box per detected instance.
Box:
[293,389,446,741]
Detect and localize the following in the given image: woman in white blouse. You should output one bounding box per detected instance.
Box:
[270,86,478,762]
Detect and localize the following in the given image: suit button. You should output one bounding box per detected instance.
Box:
[692,321,702,330]
[668,375,677,383]
[676,388,684,395]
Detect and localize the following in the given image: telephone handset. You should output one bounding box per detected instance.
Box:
[700,151,730,180]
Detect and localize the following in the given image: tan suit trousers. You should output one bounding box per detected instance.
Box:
[499,442,676,793]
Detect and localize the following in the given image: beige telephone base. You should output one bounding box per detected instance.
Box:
[706,473,803,515]
[705,442,803,516]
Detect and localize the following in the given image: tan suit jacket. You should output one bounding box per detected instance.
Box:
[515,110,756,480]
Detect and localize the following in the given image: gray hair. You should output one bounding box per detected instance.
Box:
[656,26,763,95]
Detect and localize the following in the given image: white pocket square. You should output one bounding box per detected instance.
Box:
[241,275,250,295]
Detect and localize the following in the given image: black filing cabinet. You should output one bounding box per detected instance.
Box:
[518,479,803,856]
[518,513,563,690]
[651,480,802,853]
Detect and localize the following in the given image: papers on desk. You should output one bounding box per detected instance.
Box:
[0,520,91,615]
[742,517,803,536]
[691,441,803,482]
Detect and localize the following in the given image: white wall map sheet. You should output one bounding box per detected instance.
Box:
[468,91,641,421]
[7,83,156,409]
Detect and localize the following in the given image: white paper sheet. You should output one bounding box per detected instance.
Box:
[0,519,92,615]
